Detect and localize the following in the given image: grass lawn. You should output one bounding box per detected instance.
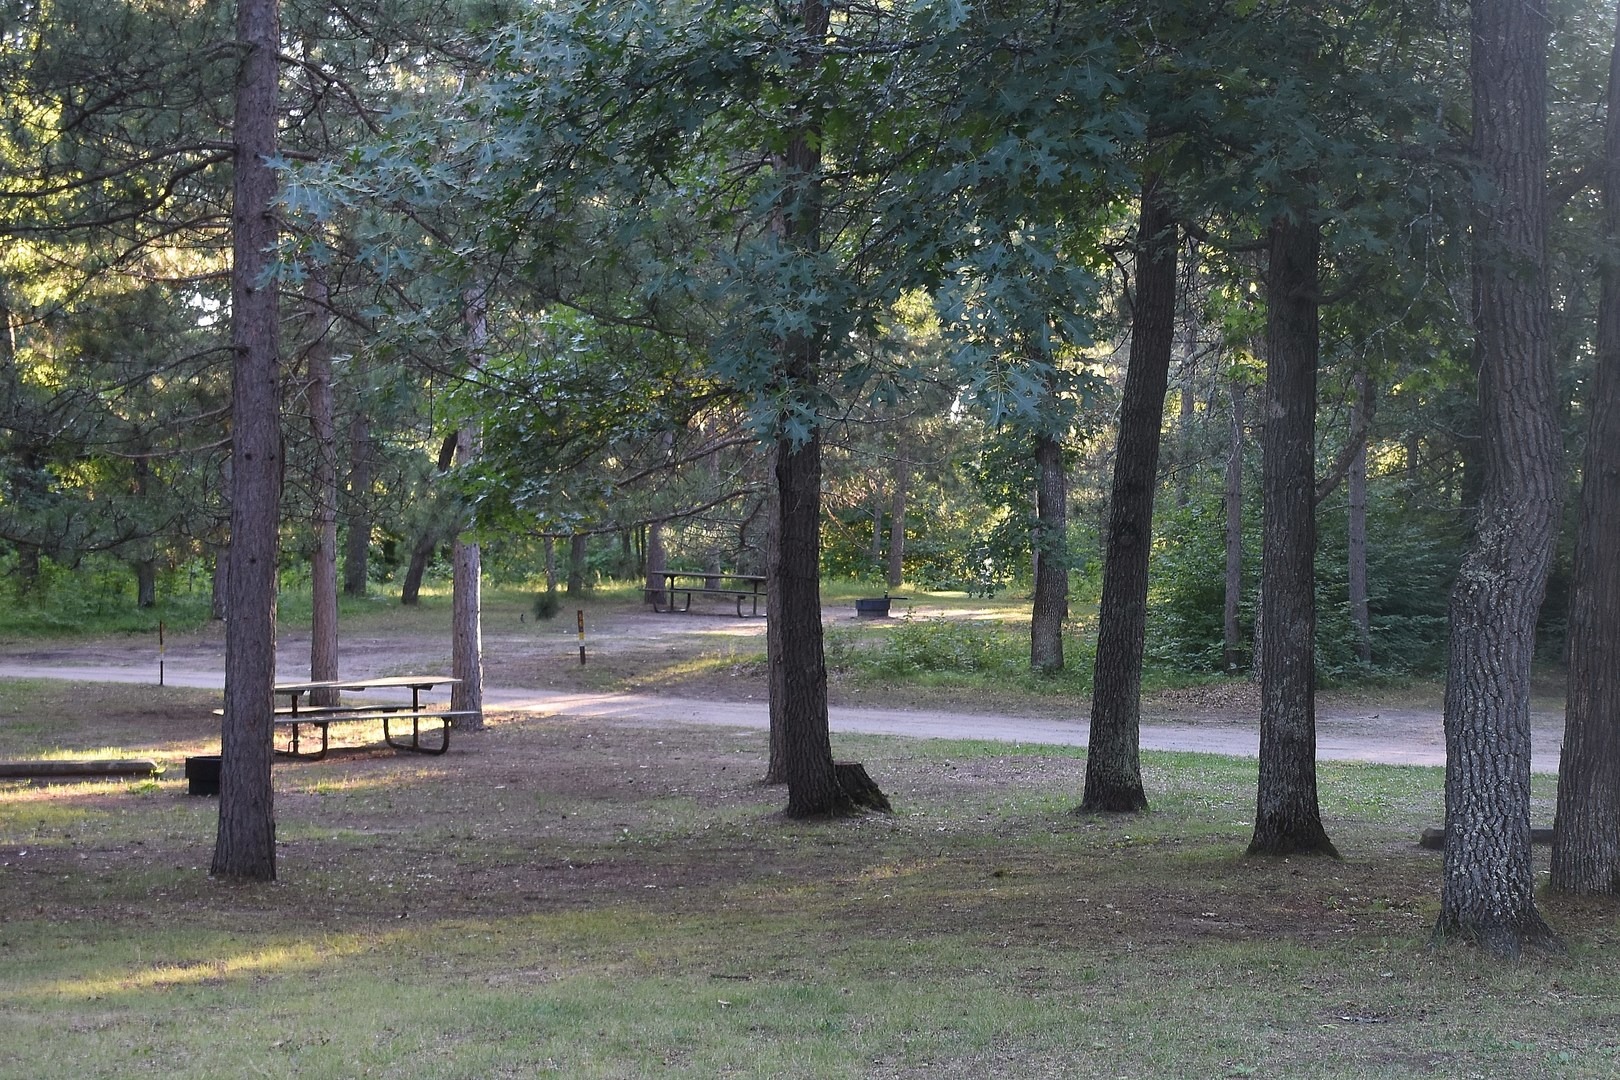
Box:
[1,679,1615,1079]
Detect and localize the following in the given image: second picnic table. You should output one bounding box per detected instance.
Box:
[646,570,767,617]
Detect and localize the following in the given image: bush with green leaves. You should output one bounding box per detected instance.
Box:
[826,615,1098,694]
[1146,483,1462,682]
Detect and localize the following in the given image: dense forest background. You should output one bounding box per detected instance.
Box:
[7,0,1606,685]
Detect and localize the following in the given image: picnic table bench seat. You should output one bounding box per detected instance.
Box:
[651,586,764,617]
[272,707,479,760]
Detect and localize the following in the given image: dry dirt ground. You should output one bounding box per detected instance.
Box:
[0,595,1571,771]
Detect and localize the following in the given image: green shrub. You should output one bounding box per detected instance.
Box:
[1146,482,1461,682]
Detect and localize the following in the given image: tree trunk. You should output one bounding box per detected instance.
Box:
[618,530,635,580]
[869,494,885,568]
[126,449,158,609]
[210,541,229,621]
[450,528,483,726]
[1550,6,1620,898]
[1172,255,1203,509]
[400,531,434,605]
[775,428,839,814]
[451,288,486,729]
[566,533,586,597]
[1434,0,1561,954]
[135,560,157,608]
[764,450,788,785]
[1347,372,1372,667]
[773,0,884,817]
[341,393,372,598]
[1,300,42,599]
[307,270,340,706]
[213,0,281,882]
[777,426,885,814]
[886,450,908,590]
[1248,213,1337,858]
[1081,176,1174,813]
[643,524,664,605]
[1030,428,1068,674]
[1223,381,1247,672]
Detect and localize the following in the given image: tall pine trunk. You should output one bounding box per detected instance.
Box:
[1029,426,1068,674]
[1223,381,1247,672]
[1347,372,1372,667]
[772,0,885,817]
[764,449,788,785]
[1248,213,1336,858]
[341,374,372,598]
[567,534,586,597]
[643,523,665,605]
[1549,9,1620,897]
[213,0,281,882]
[1081,177,1175,813]
[1435,0,1560,954]
[886,450,908,589]
[306,269,340,707]
[451,288,486,729]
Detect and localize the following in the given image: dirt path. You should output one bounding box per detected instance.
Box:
[0,604,1569,772]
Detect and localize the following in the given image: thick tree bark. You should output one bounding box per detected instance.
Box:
[341,392,372,598]
[131,452,158,609]
[213,0,281,882]
[1248,213,1337,858]
[1223,381,1247,672]
[450,523,483,726]
[1550,12,1620,897]
[777,426,887,814]
[400,531,434,605]
[566,533,586,596]
[306,270,340,707]
[134,560,157,608]
[1030,429,1068,674]
[643,524,664,605]
[868,495,885,567]
[617,530,635,579]
[886,450,908,589]
[1347,373,1372,667]
[210,541,229,620]
[451,288,486,729]
[1435,0,1560,954]
[1082,178,1175,813]
[1174,310,1198,509]
[764,450,788,785]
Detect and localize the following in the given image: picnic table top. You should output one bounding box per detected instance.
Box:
[274,675,460,694]
[653,570,766,583]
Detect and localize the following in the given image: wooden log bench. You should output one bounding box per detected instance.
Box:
[0,759,160,782]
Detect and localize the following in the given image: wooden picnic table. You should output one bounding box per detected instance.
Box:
[647,570,767,617]
[267,675,469,760]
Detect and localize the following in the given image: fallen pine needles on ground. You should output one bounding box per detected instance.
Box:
[0,680,1611,1079]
